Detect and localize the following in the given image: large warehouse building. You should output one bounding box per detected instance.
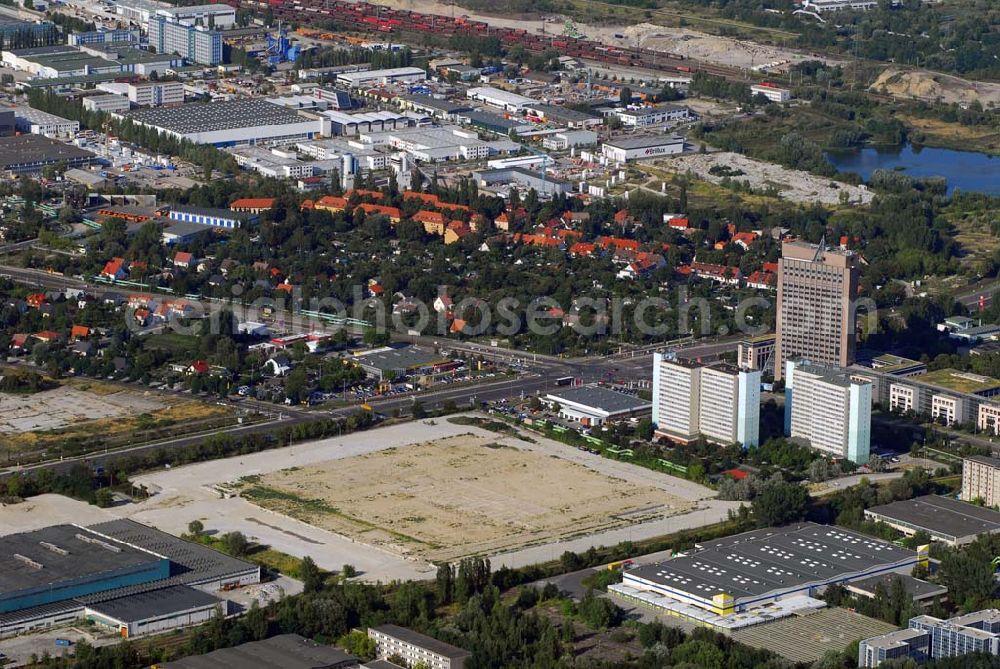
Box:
[0,525,169,615]
[0,134,95,175]
[0,520,259,638]
[602,135,685,162]
[864,494,1000,546]
[117,99,324,147]
[613,523,926,630]
[544,384,651,426]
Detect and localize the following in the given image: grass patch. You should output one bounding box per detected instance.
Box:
[901,114,1000,156]
[448,415,535,442]
[146,333,201,357]
[242,485,340,515]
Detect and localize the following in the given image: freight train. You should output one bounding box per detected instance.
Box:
[224,0,743,79]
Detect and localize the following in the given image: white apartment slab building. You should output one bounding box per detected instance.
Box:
[128,81,184,106]
[963,455,1000,507]
[652,355,760,448]
[368,625,470,669]
[153,4,236,28]
[751,84,792,103]
[802,0,880,11]
[784,359,871,463]
[83,94,130,113]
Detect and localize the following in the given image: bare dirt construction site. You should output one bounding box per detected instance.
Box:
[656,152,874,206]
[0,382,229,459]
[0,386,164,433]
[21,417,733,581]
[871,67,1000,106]
[238,433,693,563]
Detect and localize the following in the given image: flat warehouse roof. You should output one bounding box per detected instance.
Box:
[546,385,651,414]
[0,525,164,595]
[0,135,94,167]
[627,523,916,602]
[604,135,684,150]
[120,99,310,134]
[354,345,450,371]
[847,573,948,601]
[865,494,1000,540]
[161,634,358,669]
[87,584,221,623]
[87,519,258,586]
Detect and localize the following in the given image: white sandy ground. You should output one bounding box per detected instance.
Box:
[0,417,740,581]
[656,152,875,206]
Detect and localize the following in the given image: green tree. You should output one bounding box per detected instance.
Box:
[221,531,250,557]
[338,630,376,661]
[187,519,204,536]
[300,556,324,593]
[751,479,809,527]
[94,488,113,508]
[436,563,455,604]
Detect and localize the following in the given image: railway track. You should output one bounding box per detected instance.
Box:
[226,0,755,81]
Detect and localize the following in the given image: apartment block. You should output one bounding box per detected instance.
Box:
[860,610,1000,667]
[147,16,222,65]
[784,359,871,463]
[368,625,470,669]
[128,81,184,106]
[853,365,1000,428]
[652,354,760,448]
[963,455,1000,506]
[775,239,859,379]
[83,94,130,113]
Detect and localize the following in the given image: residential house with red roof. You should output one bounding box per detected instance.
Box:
[745,270,776,290]
[569,242,596,257]
[100,257,128,280]
[444,221,471,245]
[173,251,194,269]
[9,333,28,351]
[355,203,402,223]
[413,210,446,235]
[688,262,742,285]
[618,253,666,280]
[733,231,759,250]
[230,198,276,214]
[312,195,348,213]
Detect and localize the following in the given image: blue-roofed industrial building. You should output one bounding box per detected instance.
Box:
[1,520,260,638]
[0,525,169,614]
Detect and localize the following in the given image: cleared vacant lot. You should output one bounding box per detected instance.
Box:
[0,386,165,433]
[241,434,693,562]
[661,152,874,206]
